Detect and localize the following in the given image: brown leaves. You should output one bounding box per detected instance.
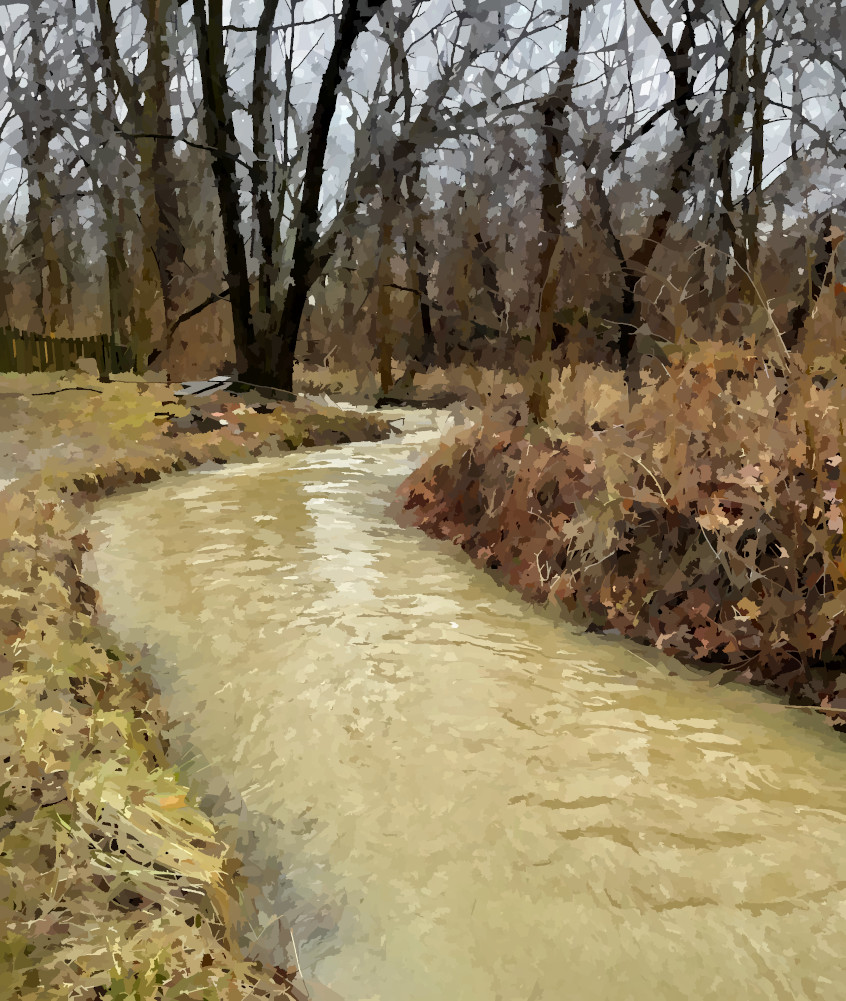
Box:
[401,353,846,700]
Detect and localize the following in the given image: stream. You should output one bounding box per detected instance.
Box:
[85,410,846,1001]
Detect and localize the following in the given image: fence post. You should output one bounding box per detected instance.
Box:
[95,333,111,381]
[56,337,69,371]
[0,327,12,371]
[20,332,33,374]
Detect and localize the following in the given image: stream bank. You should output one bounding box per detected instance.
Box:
[85,406,846,1001]
[399,358,846,720]
[0,372,388,1000]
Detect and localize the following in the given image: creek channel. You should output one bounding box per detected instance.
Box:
[85,410,846,1001]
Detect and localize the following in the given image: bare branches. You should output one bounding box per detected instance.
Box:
[171,286,232,332]
[114,129,252,167]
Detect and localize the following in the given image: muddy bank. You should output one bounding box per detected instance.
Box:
[398,398,846,721]
[0,373,388,1000]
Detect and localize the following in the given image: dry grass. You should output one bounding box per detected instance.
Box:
[0,372,389,999]
[400,326,846,714]
[294,359,528,412]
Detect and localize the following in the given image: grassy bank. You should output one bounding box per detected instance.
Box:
[0,372,388,1000]
[399,345,846,721]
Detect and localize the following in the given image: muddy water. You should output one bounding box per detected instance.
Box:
[86,412,846,1001]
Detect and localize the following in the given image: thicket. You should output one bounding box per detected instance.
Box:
[401,289,846,712]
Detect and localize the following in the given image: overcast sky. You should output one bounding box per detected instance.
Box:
[0,0,843,225]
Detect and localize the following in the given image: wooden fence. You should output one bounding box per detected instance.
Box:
[0,327,135,377]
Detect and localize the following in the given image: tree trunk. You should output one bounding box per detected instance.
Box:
[785,215,834,350]
[527,0,585,423]
[715,0,752,283]
[616,1,704,373]
[271,0,390,391]
[193,0,256,375]
[745,0,766,281]
[139,0,185,352]
[250,0,281,344]
[95,0,185,373]
[404,228,435,368]
[99,179,136,370]
[375,230,395,396]
[16,24,65,338]
[32,173,63,336]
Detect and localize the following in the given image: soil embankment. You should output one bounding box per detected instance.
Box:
[0,372,388,999]
[399,358,846,720]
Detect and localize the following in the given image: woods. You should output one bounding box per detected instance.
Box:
[9,3,846,997]
[0,0,842,397]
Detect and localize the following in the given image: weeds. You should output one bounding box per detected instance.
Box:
[400,331,846,715]
[0,372,388,999]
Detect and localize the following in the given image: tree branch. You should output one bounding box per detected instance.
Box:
[609,99,675,164]
[115,130,254,168]
[630,0,676,64]
[171,287,232,333]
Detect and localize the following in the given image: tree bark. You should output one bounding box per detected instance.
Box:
[715,0,753,279]
[270,0,390,391]
[745,0,766,280]
[140,0,185,354]
[785,215,834,350]
[527,0,586,422]
[615,0,704,372]
[193,0,256,374]
[94,0,185,372]
[250,0,281,343]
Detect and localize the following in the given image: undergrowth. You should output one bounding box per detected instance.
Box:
[401,326,846,714]
[0,373,388,999]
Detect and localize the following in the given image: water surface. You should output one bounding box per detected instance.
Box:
[87,411,846,1001]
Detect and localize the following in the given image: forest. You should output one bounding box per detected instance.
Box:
[5,0,844,682]
[6,2,846,999]
[0,0,840,403]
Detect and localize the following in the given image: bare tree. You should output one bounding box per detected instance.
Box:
[528,0,589,421]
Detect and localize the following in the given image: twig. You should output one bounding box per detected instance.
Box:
[289,930,310,1000]
[630,455,668,504]
[0,795,69,834]
[32,387,103,396]
[171,287,232,333]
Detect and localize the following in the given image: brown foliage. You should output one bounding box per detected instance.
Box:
[400,347,846,710]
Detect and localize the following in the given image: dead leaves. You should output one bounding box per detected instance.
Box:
[402,355,846,699]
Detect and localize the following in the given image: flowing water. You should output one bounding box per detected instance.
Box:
[86,411,846,1001]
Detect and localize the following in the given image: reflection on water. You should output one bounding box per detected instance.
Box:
[87,411,846,1001]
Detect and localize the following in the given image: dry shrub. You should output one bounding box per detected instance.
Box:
[0,374,390,998]
[294,361,381,401]
[546,364,629,432]
[401,345,846,706]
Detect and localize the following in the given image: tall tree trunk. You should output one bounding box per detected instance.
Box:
[785,215,834,350]
[374,219,395,395]
[99,179,136,369]
[0,221,12,329]
[527,0,585,423]
[715,0,752,283]
[140,0,185,356]
[193,0,256,374]
[745,0,766,281]
[17,23,64,338]
[616,1,704,372]
[250,0,281,344]
[31,172,63,337]
[404,228,435,367]
[271,0,389,391]
[94,0,185,373]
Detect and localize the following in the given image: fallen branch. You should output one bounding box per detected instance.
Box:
[32,387,103,396]
[171,287,232,333]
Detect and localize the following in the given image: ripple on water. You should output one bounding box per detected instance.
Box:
[86,426,846,1001]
